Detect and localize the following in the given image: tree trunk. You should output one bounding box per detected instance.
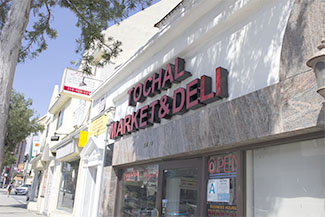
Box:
[0,0,32,169]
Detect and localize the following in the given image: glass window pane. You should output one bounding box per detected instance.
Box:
[162,167,198,217]
[57,160,79,212]
[57,110,64,130]
[246,138,325,217]
[119,164,158,217]
[207,152,239,217]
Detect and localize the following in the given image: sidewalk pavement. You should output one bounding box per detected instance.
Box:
[0,189,46,217]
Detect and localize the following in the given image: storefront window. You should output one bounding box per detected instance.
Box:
[57,160,79,212]
[207,152,239,217]
[118,164,158,217]
[161,167,198,217]
[246,138,325,217]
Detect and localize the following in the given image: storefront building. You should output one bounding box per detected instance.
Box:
[27,1,182,216]
[28,66,101,217]
[27,115,49,212]
[88,0,185,216]
[45,67,102,217]
[95,0,325,216]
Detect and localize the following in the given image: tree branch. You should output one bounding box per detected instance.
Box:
[0,0,11,9]
[20,0,51,55]
[63,0,92,27]
[63,0,116,52]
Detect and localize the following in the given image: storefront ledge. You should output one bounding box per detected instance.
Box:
[48,94,69,115]
[50,209,73,217]
[112,70,324,166]
[58,151,80,162]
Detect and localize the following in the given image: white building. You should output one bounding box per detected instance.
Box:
[27,1,182,216]
[93,0,325,216]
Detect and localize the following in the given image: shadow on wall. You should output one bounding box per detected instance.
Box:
[280,0,325,80]
[185,0,294,101]
[317,102,325,126]
[111,0,295,109]
[110,0,325,166]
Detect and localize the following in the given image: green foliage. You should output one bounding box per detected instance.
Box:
[0,0,153,74]
[2,90,43,166]
[2,151,16,166]
[0,0,11,30]
[19,0,58,62]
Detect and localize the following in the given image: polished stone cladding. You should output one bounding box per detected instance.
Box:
[112,0,325,166]
[112,69,324,165]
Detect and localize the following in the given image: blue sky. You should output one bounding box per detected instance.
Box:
[13,6,80,117]
[13,1,160,118]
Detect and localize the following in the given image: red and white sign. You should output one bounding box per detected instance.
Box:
[63,86,91,96]
[61,68,100,97]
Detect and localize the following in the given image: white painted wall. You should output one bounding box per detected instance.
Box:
[76,137,105,217]
[91,0,182,83]
[92,0,295,124]
[47,97,91,151]
[90,0,183,119]
[46,160,62,215]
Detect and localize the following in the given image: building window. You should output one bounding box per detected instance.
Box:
[117,164,158,216]
[57,160,80,212]
[56,110,64,130]
[246,138,325,217]
[45,124,50,138]
[207,152,239,217]
[162,167,199,216]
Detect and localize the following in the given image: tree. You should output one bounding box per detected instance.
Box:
[2,90,43,167]
[0,0,153,168]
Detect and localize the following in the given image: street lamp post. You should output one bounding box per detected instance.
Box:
[306,39,325,99]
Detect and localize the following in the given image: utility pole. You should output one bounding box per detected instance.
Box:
[23,134,34,184]
[23,154,29,184]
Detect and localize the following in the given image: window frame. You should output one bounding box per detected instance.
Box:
[113,131,323,217]
[56,110,64,130]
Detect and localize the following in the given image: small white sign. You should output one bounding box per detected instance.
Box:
[62,68,100,96]
[207,178,230,202]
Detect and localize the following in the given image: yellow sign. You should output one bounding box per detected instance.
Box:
[78,131,88,147]
[89,115,109,137]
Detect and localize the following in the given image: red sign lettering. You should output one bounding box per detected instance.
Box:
[109,57,229,140]
[208,154,237,174]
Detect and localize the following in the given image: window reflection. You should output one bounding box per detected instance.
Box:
[57,160,79,212]
[162,168,198,217]
[119,164,158,217]
[207,153,239,217]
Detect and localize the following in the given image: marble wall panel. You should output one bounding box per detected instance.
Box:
[111,0,325,166]
[280,0,325,80]
[98,166,118,217]
[112,69,324,166]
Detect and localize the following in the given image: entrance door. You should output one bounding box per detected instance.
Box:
[83,167,97,217]
[158,159,202,217]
